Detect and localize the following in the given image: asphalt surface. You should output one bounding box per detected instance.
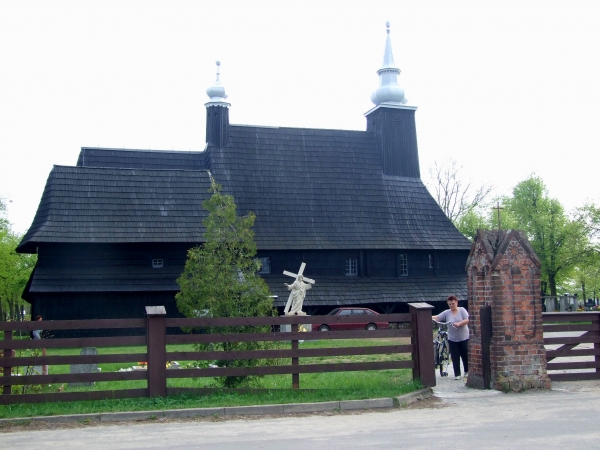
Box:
[2,333,598,449]
[2,375,600,449]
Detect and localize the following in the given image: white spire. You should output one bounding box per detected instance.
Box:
[370,22,408,107]
[205,61,230,106]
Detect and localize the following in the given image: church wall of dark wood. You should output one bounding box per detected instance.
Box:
[40,242,193,267]
[25,244,469,335]
[31,291,182,337]
[368,250,397,277]
[256,249,468,279]
[36,244,467,283]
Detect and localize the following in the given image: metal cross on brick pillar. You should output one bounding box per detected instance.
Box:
[283,262,315,314]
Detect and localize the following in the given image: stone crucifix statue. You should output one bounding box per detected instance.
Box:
[283,262,315,316]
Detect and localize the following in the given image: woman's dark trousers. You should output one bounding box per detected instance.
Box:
[449,339,469,376]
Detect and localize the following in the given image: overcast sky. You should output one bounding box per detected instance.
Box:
[1,0,599,233]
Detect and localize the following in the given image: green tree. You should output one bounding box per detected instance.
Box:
[454,209,491,241]
[176,178,276,387]
[501,176,595,297]
[0,198,37,322]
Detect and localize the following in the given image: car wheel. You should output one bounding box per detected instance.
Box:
[365,323,377,331]
[318,325,330,332]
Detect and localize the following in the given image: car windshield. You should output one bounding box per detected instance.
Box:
[327,308,340,315]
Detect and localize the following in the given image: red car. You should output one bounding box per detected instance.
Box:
[316,307,389,331]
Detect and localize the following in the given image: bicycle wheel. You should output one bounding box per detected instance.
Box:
[433,341,440,366]
[439,340,450,377]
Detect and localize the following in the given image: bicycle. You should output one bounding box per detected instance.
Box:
[432,319,450,377]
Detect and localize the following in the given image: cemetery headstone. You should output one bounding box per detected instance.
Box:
[69,347,100,387]
[559,295,569,312]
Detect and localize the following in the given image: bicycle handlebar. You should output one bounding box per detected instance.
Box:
[432,319,456,328]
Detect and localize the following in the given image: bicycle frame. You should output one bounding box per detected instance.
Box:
[433,320,450,377]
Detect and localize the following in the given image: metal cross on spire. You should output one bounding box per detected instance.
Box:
[493,202,505,229]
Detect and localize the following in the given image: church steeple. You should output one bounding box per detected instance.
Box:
[205,61,230,148]
[365,23,420,178]
[371,22,407,107]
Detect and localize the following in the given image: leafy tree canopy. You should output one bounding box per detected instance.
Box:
[499,176,597,296]
[0,197,37,321]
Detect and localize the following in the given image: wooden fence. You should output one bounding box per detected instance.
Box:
[1,303,435,405]
[543,311,600,381]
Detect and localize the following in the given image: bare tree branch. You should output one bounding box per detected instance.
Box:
[427,159,494,222]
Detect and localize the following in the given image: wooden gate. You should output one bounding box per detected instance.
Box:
[543,312,600,381]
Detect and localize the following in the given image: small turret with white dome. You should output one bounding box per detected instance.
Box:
[365,22,420,178]
[205,61,230,147]
[205,61,230,106]
[370,22,408,107]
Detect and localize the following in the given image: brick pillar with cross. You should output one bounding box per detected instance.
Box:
[465,229,551,391]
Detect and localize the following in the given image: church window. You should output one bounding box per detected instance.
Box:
[345,257,358,276]
[429,254,434,269]
[258,257,271,274]
[399,254,408,276]
[152,259,164,269]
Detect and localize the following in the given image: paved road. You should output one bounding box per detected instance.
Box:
[3,380,600,449]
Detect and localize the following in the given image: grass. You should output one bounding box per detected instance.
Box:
[0,338,418,419]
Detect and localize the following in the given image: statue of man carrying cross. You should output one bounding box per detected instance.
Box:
[283,262,315,316]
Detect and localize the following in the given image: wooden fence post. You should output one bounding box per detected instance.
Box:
[2,330,12,395]
[291,323,299,389]
[146,306,167,398]
[594,313,600,378]
[480,305,493,389]
[408,303,435,388]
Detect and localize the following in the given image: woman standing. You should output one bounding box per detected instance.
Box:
[433,295,469,380]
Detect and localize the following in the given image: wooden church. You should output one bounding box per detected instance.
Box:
[17,24,471,325]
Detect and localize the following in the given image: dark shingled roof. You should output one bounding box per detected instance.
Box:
[77,147,208,171]
[18,166,211,251]
[266,275,468,307]
[208,125,469,250]
[18,124,471,252]
[28,264,184,293]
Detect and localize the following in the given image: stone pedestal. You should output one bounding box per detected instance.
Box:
[466,230,551,391]
[280,323,312,333]
[280,316,311,343]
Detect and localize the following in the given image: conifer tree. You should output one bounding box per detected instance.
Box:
[176,177,276,387]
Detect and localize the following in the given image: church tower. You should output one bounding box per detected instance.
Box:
[205,61,230,148]
[365,23,420,178]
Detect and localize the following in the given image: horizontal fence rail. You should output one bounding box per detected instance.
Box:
[543,312,600,382]
[1,304,435,405]
[0,318,147,331]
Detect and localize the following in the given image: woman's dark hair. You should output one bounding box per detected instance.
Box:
[35,315,42,321]
[447,295,458,303]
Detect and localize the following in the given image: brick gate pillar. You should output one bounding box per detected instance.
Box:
[465,230,551,391]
